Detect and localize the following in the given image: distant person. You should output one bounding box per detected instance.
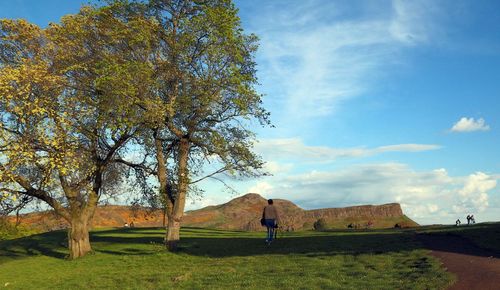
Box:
[466,215,471,225]
[262,199,280,244]
[470,215,475,224]
[130,221,135,228]
[456,219,461,226]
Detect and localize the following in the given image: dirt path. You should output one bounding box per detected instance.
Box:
[417,233,500,290]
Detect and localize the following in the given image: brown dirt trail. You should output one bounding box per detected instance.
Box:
[418,233,500,290]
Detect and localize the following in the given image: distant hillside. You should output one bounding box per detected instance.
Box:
[183,193,418,230]
[7,205,164,232]
[9,193,418,231]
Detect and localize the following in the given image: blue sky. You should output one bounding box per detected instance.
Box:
[1,0,499,225]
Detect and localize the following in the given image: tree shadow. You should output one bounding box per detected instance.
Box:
[176,233,420,257]
[417,232,500,258]
[1,224,498,261]
[89,228,421,258]
[0,230,67,263]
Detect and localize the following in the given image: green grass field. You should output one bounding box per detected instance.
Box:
[415,222,500,253]
[0,226,465,290]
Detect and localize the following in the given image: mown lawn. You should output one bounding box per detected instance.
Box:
[0,227,454,289]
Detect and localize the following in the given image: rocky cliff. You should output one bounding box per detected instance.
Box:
[183,193,415,231]
[10,193,417,231]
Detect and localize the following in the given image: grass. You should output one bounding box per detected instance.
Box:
[0,226,459,290]
[416,222,500,253]
[0,219,39,241]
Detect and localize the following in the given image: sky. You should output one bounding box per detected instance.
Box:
[1,0,499,225]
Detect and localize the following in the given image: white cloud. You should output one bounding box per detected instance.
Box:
[390,0,442,44]
[427,204,439,213]
[244,163,499,224]
[251,0,443,118]
[248,181,274,196]
[263,161,294,175]
[450,117,490,132]
[456,172,496,212]
[255,138,441,162]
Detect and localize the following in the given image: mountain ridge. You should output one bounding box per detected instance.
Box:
[9,193,418,231]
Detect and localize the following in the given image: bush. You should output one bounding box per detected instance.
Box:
[0,218,36,240]
[313,218,328,231]
[0,218,17,240]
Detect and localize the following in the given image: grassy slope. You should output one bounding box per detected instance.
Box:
[0,220,39,241]
[0,227,455,290]
[416,222,500,253]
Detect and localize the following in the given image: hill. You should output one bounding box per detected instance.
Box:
[8,193,418,231]
[183,193,418,230]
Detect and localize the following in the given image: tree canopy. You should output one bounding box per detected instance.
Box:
[0,4,159,258]
[0,0,269,257]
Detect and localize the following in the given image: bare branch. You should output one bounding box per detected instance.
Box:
[190,166,228,184]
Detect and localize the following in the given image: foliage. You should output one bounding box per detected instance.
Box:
[0,4,159,258]
[101,0,271,249]
[1,0,270,253]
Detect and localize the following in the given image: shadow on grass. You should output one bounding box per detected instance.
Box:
[1,224,498,261]
[1,227,420,261]
[90,228,421,258]
[178,233,420,258]
[416,222,500,258]
[0,230,67,263]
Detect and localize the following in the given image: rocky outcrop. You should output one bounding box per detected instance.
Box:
[182,193,416,230]
[307,203,403,219]
[10,193,417,231]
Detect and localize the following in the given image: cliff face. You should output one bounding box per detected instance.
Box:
[305,203,403,220]
[10,193,417,231]
[182,194,415,231]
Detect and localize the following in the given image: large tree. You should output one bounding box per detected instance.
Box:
[0,5,156,258]
[117,0,270,250]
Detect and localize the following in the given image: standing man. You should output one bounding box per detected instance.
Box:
[262,199,280,244]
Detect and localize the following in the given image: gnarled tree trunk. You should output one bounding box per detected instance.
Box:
[68,214,92,259]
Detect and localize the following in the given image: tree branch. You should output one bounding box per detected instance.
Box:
[190,166,228,184]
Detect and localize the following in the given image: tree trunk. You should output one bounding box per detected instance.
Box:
[162,207,167,227]
[15,208,21,227]
[165,138,189,251]
[166,217,180,251]
[68,214,92,259]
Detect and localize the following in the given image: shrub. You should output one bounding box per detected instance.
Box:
[0,218,37,240]
[313,218,328,231]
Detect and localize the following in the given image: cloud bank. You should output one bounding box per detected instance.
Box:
[247,163,498,224]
